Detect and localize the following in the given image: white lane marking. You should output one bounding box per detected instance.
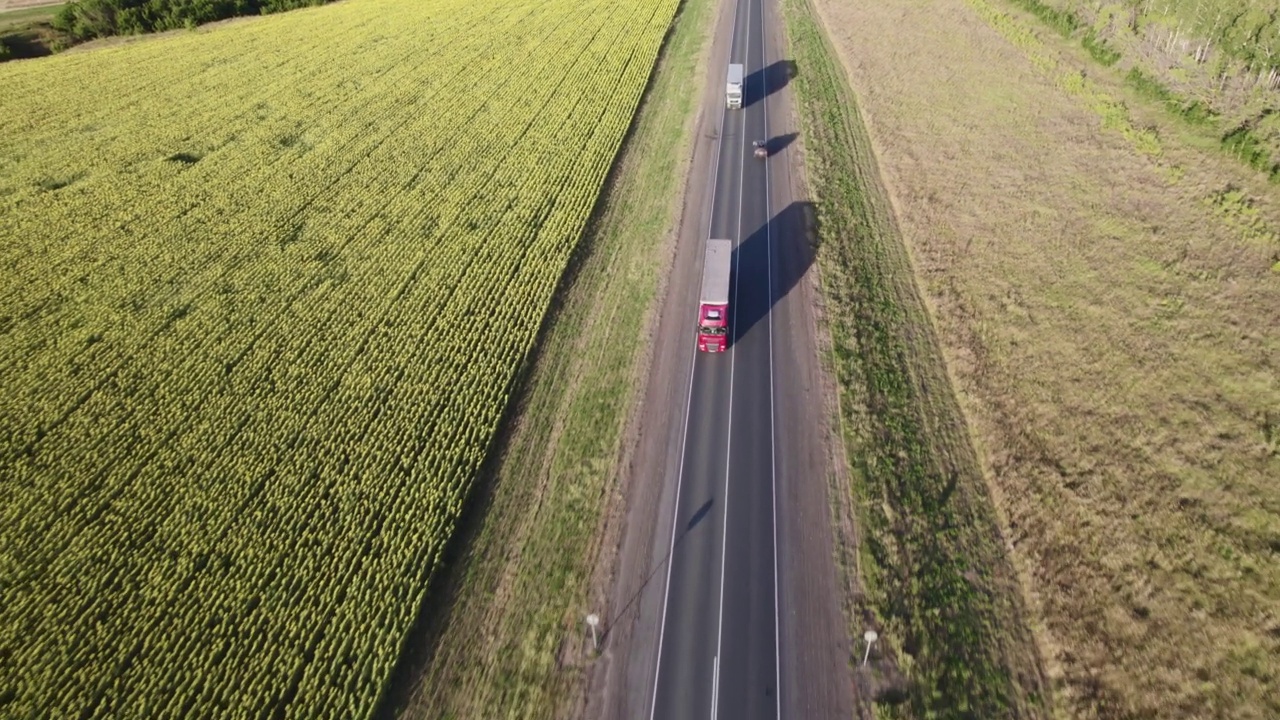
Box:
[711,655,720,719]
[759,0,783,714]
[647,0,738,713]
[713,0,751,715]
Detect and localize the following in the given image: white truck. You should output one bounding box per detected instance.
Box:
[726,63,744,109]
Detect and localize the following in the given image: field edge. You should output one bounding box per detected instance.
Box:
[372,0,717,715]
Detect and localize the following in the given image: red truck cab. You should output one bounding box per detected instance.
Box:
[698,303,729,352]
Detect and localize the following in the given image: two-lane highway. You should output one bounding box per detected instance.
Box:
[648,0,779,713]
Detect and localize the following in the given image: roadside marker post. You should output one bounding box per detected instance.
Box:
[862,630,878,666]
[586,614,600,652]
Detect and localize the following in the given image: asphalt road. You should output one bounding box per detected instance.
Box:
[647,0,783,715]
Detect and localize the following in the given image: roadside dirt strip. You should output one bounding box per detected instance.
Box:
[582,0,856,715]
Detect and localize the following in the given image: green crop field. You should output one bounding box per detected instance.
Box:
[0,0,679,715]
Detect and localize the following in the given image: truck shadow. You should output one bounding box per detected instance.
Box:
[744,59,797,109]
[731,200,819,345]
[765,132,798,156]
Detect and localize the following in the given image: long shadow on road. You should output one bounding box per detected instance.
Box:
[732,200,818,345]
[744,59,796,109]
[765,132,798,156]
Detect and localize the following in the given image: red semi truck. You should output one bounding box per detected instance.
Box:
[698,239,732,352]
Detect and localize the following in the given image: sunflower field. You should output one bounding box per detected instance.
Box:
[0,0,679,715]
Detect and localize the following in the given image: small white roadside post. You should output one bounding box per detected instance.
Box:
[862,630,878,666]
[586,614,600,652]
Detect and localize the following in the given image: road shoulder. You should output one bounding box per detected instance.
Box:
[761,0,861,714]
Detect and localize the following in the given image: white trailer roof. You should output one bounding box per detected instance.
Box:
[701,238,733,304]
[727,64,744,85]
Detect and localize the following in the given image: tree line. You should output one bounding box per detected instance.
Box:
[53,0,334,42]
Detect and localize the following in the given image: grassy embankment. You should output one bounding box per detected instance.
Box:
[781,0,1051,717]
[376,0,714,716]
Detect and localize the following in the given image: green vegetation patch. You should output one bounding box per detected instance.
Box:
[1221,123,1280,181]
[0,4,65,29]
[1098,0,1279,69]
[1124,67,1217,126]
[988,0,1280,183]
[0,4,63,61]
[969,0,1163,159]
[1204,186,1280,245]
[1080,28,1120,65]
[994,0,1280,178]
[1005,0,1077,36]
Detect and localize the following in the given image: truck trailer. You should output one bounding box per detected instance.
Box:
[698,239,733,352]
[726,63,744,109]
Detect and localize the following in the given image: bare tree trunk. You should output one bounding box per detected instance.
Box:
[1166,23,1181,54]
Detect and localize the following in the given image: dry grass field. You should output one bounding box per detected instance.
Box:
[812,0,1280,716]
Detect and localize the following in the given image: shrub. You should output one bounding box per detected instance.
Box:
[1081,29,1120,66]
